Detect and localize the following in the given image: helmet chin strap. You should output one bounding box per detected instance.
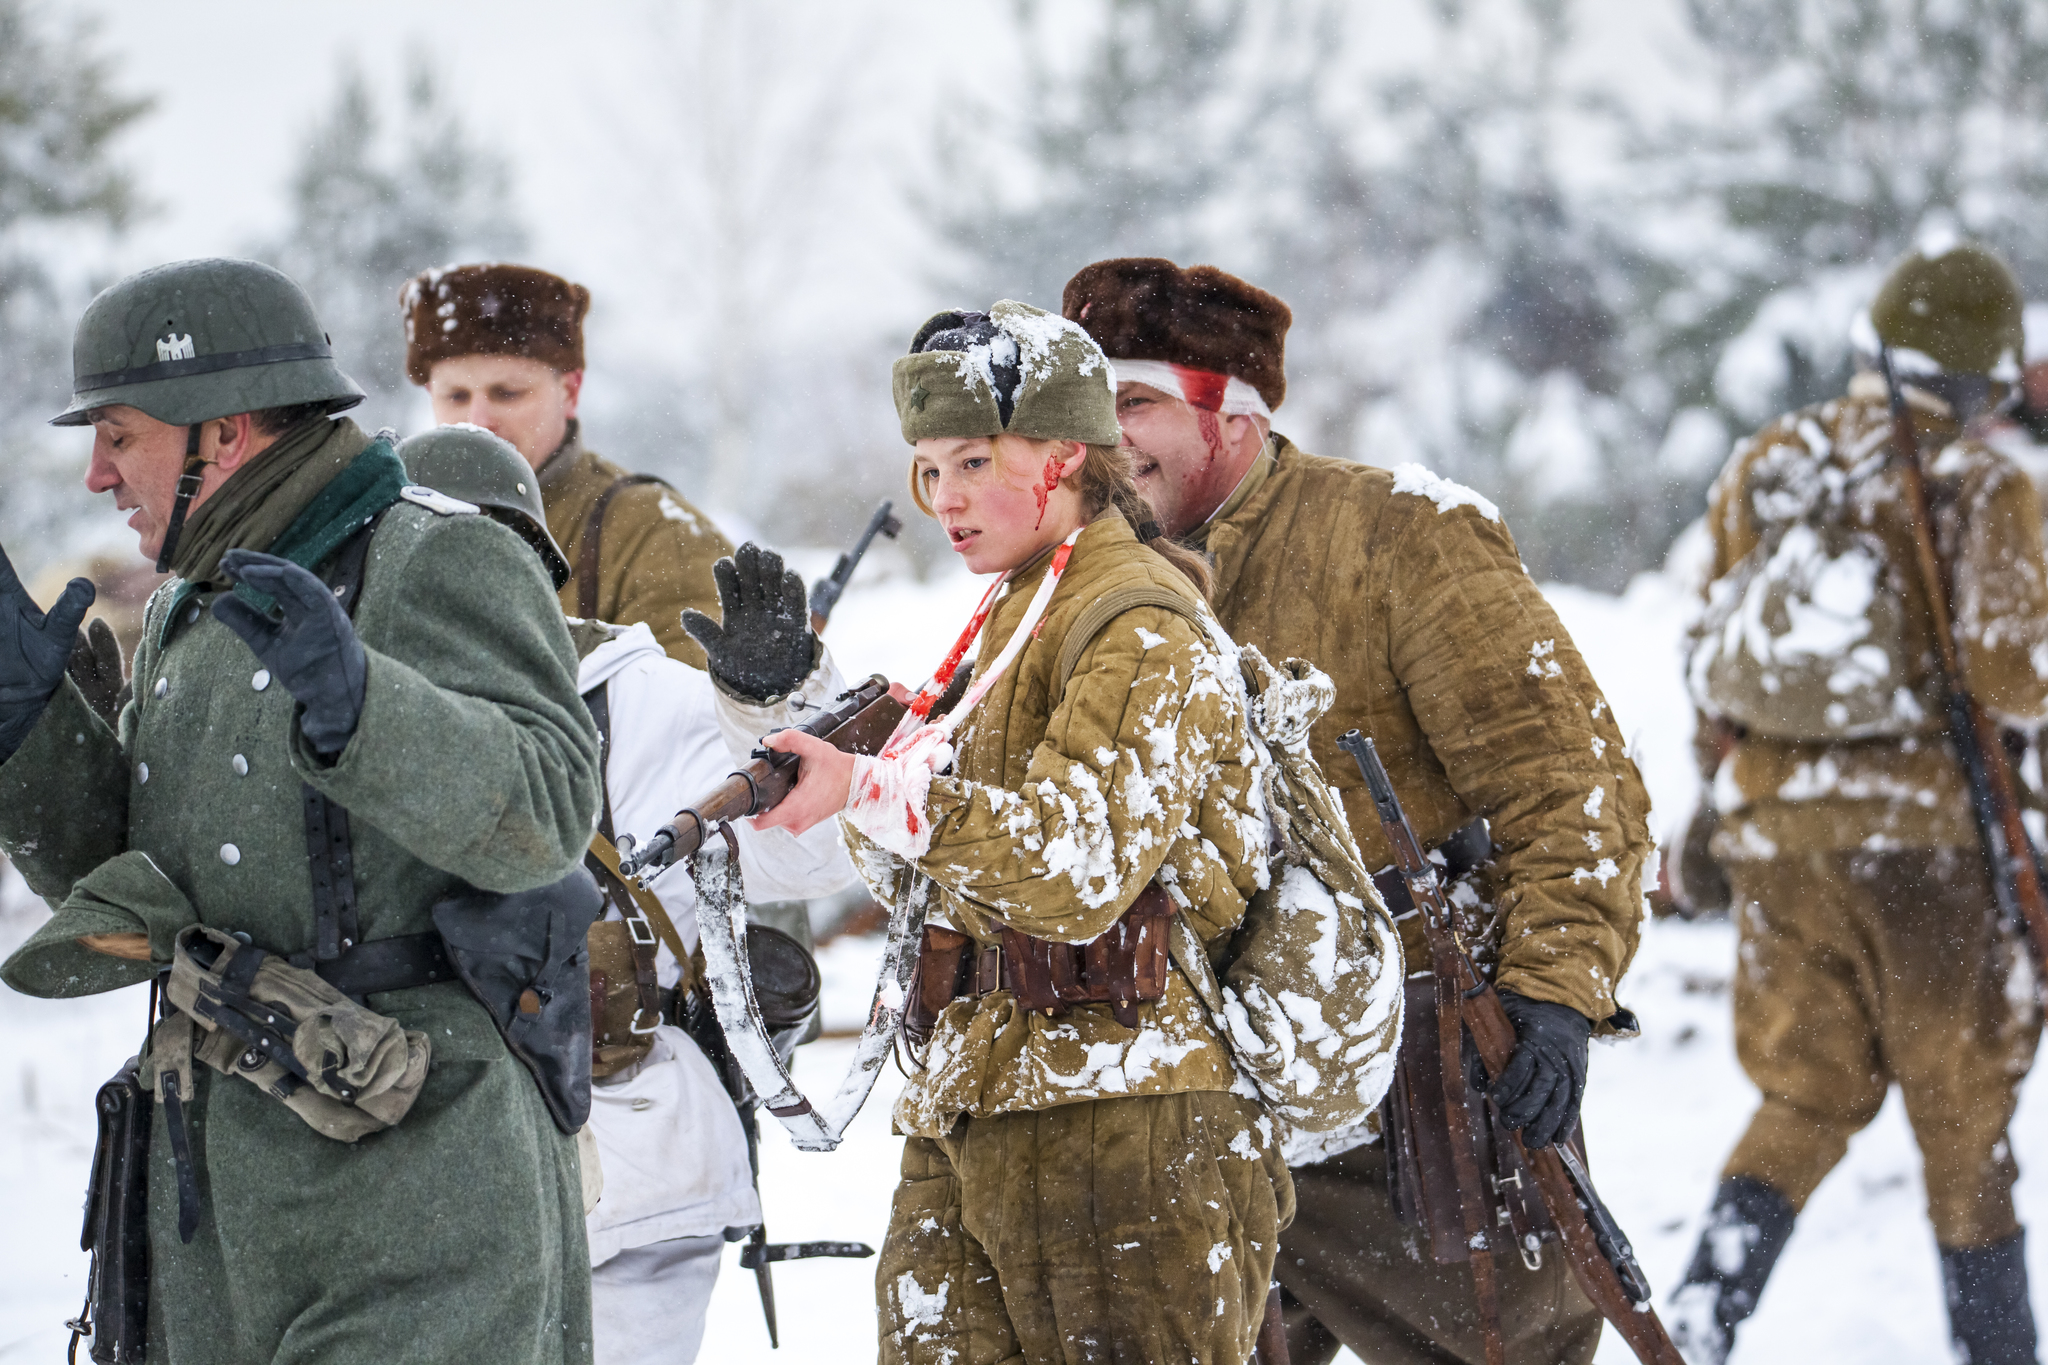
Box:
[154,422,206,575]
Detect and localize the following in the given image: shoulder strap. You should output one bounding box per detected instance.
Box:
[1053,584,1204,692]
[299,512,389,963]
[577,474,665,619]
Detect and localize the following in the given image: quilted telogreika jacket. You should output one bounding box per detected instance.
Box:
[842,514,1272,1139]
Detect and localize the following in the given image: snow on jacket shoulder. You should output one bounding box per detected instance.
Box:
[841,515,1266,1137]
[1194,438,1651,1026]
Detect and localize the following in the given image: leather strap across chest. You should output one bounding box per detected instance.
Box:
[576,474,663,619]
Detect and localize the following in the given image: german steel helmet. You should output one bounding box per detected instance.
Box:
[397,424,571,590]
[1868,242,2025,379]
[50,258,365,427]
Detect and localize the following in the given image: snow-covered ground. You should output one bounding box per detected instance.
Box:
[3,558,2044,1362]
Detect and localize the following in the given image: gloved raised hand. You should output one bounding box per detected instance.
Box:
[211,550,367,758]
[1481,990,1591,1150]
[0,542,95,764]
[68,618,128,729]
[681,542,815,702]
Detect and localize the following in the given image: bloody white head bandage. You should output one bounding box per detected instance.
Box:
[1110,358,1273,418]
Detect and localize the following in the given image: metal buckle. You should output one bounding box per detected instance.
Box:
[625,912,658,947]
[629,1007,661,1036]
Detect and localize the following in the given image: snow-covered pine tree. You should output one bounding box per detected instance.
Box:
[0,0,150,557]
[1636,0,2048,432]
[255,56,527,433]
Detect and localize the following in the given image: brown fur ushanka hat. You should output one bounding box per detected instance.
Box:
[400,263,591,384]
[1061,258,1292,409]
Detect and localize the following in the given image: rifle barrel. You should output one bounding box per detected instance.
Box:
[619,678,904,876]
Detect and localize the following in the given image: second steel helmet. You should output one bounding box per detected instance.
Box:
[397,424,571,591]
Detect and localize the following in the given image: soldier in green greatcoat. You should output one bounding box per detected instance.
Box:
[0,258,603,1363]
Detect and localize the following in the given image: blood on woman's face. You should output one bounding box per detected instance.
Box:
[1115,382,1262,539]
[914,435,1087,575]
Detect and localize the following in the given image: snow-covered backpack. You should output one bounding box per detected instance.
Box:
[1685,455,1937,741]
[1052,590,1406,1141]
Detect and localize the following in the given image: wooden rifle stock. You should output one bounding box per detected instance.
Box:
[1877,349,2048,971]
[1337,731,1685,1365]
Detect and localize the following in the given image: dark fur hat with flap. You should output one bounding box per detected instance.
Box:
[401,263,591,385]
[1061,257,1293,409]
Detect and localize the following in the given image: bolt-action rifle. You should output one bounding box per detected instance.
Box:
[808,500,903,634]
[617,676,908,876]
[1878,348,2048,971]
[1338,731,1685,1365]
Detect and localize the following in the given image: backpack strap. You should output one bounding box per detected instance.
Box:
[577,474,664,619]
[1053,584,1205,692]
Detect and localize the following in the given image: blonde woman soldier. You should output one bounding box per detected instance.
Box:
[755,302,1292,1364]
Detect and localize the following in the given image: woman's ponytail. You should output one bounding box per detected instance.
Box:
[1077,443,1213,601]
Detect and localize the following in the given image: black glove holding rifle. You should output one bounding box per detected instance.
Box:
[1480,991,1591,1151]
[0,543,97,765]
[211,549,367,758]
[682,542,817,703]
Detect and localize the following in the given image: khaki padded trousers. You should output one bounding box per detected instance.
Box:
[1276,1139,1602,1365]
[1726,847,2040,1249]
[876,1090,1293,1365]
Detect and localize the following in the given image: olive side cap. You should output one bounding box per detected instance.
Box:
[51,258,365,427]
[893,299,1120,447]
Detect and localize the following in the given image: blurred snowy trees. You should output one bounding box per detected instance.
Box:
[0,0,149,553]
[925,0,2048,588]
[254,56,528,433]
[1640,0,2048,429]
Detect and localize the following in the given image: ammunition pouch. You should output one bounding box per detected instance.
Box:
[904,883,1173,1044]
[163,924,433,1144]
[1384,978,1581,1270]
[432,866,603,1134]
[71,1057,151,1364]
[587,917,663,1079]
[683,922,822,1109]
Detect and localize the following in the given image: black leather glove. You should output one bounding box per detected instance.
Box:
[212,550,367,757]
[681,542,815,702]
[1482,990,1591,1150]
[0,542,95,764]
[68,618,128,729]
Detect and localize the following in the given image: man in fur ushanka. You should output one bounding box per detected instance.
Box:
[401,263,732,669]
[1065,259,1655,1365]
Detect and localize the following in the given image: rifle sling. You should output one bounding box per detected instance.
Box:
[588,829,699,994]
[576,474,664,620]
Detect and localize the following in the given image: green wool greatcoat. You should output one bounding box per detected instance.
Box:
[0,425,603,1363]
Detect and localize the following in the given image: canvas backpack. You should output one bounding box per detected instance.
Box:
[1053,587,1406,1140]
[1685,452,1939,741]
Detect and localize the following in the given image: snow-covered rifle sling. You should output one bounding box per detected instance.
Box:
[1338,730,1686,1365]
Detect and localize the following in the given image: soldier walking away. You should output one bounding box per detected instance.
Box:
[401,262,734,668]
[400,423,859,1364]
[755,300,1350,1364]
[1674,243,2048,1365]
[1064,258,1656,1365]
[0,258,604,1363]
